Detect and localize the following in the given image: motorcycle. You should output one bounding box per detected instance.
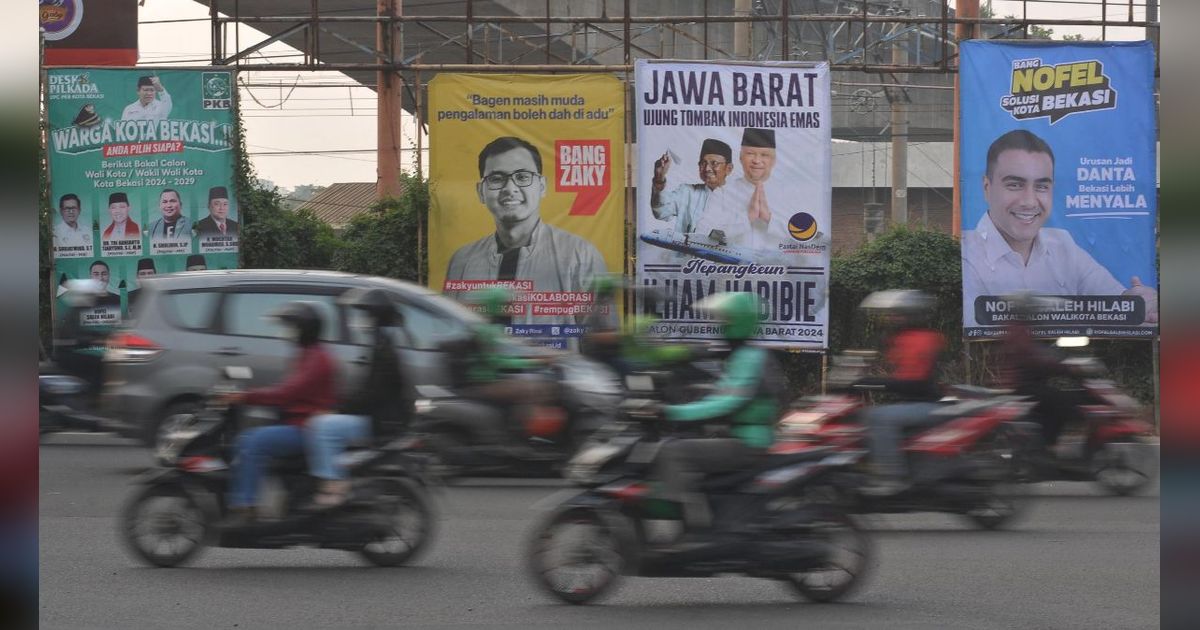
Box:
[39,343,108,436]
[775,353,1039,529]
[120,367,437,568]
[957,344,1157,496]
[413,353,624,477]
[526,370,872,605]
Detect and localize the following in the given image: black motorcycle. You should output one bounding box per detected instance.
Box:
[526,372,872,605]
[413,354,625,477]
[120,368,437,568]
[39,344,106,436]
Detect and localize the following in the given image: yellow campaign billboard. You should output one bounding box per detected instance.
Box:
[428,73,625,349]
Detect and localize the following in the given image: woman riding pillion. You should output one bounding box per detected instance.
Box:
[305,288,412,509]
[652,292,784,532]
[219,302,337,526]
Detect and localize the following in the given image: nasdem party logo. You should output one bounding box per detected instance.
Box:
[1000,58,1117,124]
[787,212,818,242]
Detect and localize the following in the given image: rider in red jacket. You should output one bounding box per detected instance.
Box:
[222,302,337,524]
[854,290,948,495]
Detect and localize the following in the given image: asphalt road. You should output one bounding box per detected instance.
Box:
[39,433,1159,630]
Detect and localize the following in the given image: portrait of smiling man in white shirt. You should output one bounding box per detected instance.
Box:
[962,129,1157,325]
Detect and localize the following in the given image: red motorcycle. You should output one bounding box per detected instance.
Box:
[967,355,1157,496]
[772,361,1038,529]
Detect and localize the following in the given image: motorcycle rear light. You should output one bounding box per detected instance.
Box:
[180,456,226,473]
[105,332,163,362]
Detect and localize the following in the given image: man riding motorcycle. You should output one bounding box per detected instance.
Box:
[219,302,337,525]
[457,286,557,450]
[652,292,782,532]
[997,293,1084,448]
[853,290,948,495]
[305,288,412,509]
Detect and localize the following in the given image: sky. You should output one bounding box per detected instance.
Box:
[132,0,1155,190]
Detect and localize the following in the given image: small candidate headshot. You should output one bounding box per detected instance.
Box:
[89,260,110,285]
[185,254,208,271]
[194,186,239,237]
[135,258,157,278]
[101,192,140,240]
[148,188,193,240]
[738,127,777,184]
[444,136,607,321]
[59,193,81,228]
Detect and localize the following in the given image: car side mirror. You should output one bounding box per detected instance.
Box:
[224,366,253,380]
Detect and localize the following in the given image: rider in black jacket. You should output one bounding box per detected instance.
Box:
[305,288,412,508]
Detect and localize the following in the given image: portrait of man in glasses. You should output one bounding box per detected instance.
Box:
[444,136,607,321]
[649,138,734,236]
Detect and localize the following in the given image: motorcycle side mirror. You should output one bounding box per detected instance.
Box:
[224,366,253,380]
[1055,336,1090,348]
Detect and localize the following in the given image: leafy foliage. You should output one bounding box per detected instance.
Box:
[332,173,428,282]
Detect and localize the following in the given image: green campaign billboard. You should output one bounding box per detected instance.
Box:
[46,68,239,328]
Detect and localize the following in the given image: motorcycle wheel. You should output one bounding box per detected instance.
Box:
[528,507,626,605]
[359,480,435,567]
[1093,439,1155,496]
[120,484,211,568]
[963,479,1026,530]
[780,508,872,603]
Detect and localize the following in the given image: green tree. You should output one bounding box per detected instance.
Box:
[333,173,429,282]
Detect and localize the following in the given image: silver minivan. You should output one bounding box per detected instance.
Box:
[100,269,486,445]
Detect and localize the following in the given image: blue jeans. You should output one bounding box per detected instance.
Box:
[228,424,306,508]
[863,403,944,478]
[306,414,371,480]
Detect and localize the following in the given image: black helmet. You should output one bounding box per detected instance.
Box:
[266,301,323,345]
[339,287,399,327]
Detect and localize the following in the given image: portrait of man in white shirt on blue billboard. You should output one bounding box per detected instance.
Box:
[961,129,1158,324]
[121,75,172,121]
[52,193,93,258]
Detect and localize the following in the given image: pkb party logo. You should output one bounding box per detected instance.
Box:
[202,72,232,110]
[787,212,818,241]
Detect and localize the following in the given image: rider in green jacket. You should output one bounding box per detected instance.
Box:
[653,292,783,531]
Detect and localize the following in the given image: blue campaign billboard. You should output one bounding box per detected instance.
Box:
[959,41,1157,339]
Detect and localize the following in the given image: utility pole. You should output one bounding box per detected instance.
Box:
[952,0,980,237]
[734,0,752,59]
[376,0,403,199]
[1146,0,1159,54]
[890,15,909,227]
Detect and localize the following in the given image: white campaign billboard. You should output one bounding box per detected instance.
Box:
[634,60,831,348]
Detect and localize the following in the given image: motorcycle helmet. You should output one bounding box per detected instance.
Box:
[339,287,400,327]
[696,292,761,342]
[465,286,514,321]
[587,273,623,299]
[266,301,323,346]
[859,289,934,328]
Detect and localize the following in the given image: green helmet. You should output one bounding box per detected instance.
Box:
[587,273,623,298]
[697,292,761,341]
[465,286,513,318]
